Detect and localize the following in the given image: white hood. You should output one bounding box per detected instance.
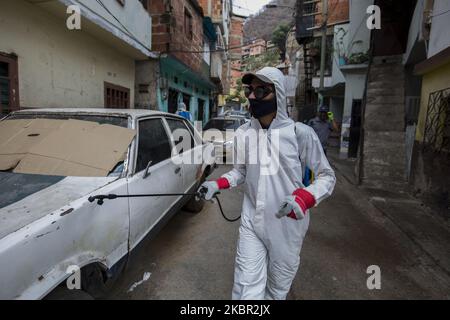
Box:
[245,67,293,129]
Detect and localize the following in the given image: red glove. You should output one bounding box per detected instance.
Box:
[216,178,230,189]
[277,189,316,220]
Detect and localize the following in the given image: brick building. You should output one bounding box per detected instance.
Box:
[197,0,233,113]
[146,0,217,122]
[229,14,246,93]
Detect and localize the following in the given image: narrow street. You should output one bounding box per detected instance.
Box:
[108,164,450,300]
[1,0,450,302]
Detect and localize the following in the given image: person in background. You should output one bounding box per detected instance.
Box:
[307,105,339,155]
[176,102,193,123]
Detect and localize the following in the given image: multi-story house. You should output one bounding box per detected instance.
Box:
[0,0,155,115]
[198,0,233,117]
[296,0,350,149]
[148,0,218,123]
[229,13,246,94]
[242,39,267,60]
[407,0,450,212]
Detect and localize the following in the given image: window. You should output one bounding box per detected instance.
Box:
[166,118,195,154]
[184,9,193,40]
[0,53,19,115]
[104,82,130,109]
[204,119,241,131]
[424,88,450,154]
[135,119,172,172]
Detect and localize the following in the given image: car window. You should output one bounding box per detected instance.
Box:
[166,118,195,154]
[183,119,203,144]
[204,119,241,131]
[136,119,172,173]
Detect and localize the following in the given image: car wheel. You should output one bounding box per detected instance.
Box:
[81,261,125,299]
[183,173,206,214]
[184,194,205,213]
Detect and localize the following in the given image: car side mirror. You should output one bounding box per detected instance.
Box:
[143,161,153,179]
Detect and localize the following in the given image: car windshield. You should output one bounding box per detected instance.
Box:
[7,113,129,127]
[0,114,135,177]
[204,119,241,131]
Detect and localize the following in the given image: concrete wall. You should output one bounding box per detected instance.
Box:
[0,0,136,109]
[346,0,373,56]
[332,24,348,86]
[135,60,160,110]
[74,0,152,51]
[428,0,450,58]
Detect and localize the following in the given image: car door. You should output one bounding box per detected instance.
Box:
[127,117,183,249]
[165,117,203,192]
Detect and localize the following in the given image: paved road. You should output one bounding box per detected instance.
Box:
[107,165,450,300]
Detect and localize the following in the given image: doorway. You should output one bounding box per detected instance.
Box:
[168,89,178,114]
[349,99,362,158]
[198,99,205,122]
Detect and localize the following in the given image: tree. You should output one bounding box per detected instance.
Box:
[242,48,281,72]
[272,23,291,61]
[226,78,247,104]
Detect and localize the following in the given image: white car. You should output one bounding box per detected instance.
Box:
[203,116,248,162]
[0,108,215,299]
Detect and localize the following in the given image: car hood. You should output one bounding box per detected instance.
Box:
[206,130,236,144]
[0,172,116,240]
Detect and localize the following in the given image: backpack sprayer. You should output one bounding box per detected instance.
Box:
[88,187,241,222]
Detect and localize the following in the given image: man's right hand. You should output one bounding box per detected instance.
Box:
[198,181,220,201]
[198,178,230,200]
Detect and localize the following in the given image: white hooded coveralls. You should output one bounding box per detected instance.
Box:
[221,67,336,300]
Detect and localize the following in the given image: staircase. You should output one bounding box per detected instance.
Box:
[361,55,408,192]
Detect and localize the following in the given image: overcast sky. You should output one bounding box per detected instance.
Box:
[232,0,272,16]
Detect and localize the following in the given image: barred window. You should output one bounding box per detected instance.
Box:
[423,88,450,154]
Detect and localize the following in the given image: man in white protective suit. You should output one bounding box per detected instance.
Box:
[198,67,336,300]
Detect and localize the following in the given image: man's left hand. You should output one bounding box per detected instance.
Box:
[277,195,306,220]
[276,189,316,220]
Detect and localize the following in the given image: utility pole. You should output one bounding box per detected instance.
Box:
[319,0,328,105]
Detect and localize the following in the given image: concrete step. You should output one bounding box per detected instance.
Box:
[364,154,406,169]
[362,163,407,180]
[370,64,405,75]
[370,61,405,70]
[367,80,405,90]
[365,103,405,112]
[364,105,405,123]
[373,55,404,65]
[366,95,405,105]
[364,130,406,142]
[364,118,405,132]
[368,71,405,83]
[367,87,404,97]
[361,178,409,193]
